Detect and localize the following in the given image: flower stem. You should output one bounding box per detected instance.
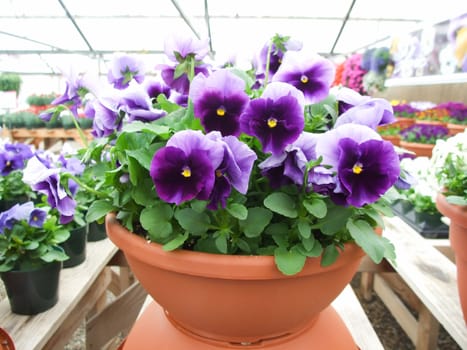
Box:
[263,40,273,88]
[67,174,111,199]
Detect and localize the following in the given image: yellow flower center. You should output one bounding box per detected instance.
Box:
[181,166,191,178]
[216,169,223,177]
[352,163,363,174]
[300,75,309,84]
[267,117,278,128]
[6,160,11,167]
[216,107,226,117]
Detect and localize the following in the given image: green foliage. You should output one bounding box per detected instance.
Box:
[26,93,56,106]
[0,73,22,93]
[0,206,70,272]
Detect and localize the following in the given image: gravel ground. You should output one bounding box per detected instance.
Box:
[0,273,462,349]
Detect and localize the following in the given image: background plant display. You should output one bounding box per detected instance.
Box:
[400,123,449,144]
[38,33,404,275]
[431,130,467,205]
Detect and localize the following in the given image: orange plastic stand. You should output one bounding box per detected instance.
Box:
[121,301,358,349]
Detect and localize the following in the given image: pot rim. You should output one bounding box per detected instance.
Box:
[105,213,365,280]
[436,192,467,223]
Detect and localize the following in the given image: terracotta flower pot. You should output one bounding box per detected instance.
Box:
[381,134,401,146]
[447,123,466,136]
[399,140,434,158]
[106,213,365,349]
[394,117,415,130]
[436,193,467,324]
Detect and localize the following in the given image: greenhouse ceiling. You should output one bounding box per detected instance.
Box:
[0,0,466,75]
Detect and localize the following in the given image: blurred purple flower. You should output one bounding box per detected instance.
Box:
[107,53,146,89]
[272,51,335,104]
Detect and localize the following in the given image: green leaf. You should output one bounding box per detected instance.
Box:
[347,219,395,264]
[264,192,297,218]
[321,244,339,267]
[226,203,248,220]
[175,208,210,235]
[41,248,69,262]
[86,200,115,223]
[297,219,311,238]
[315,206,353,235]
[274,246,307,275]
[301,234,315,251]
[240,207,273,238]
[362,206,385,228]
[53,229,71,244]
[446,195,467,206]
[140,204,173,238]
[162,232,189,251]
[122,121,170,135]
[215,234,228,253]
[25,241,39,250]
[303,198,327,218]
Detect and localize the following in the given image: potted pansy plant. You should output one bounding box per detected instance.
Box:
[0,201,69,314]
[399,123,450,157]
[37,33,405,347]
[432,131,467,323]
[22,151,89,268]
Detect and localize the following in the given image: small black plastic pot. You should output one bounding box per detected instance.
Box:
[0,261,62,315]
[60,225,88,268]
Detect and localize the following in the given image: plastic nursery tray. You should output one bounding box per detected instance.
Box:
[391,201,449,239]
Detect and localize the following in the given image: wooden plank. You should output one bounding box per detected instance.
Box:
[383,216,467,349]
[0,239,118,350]
[45,268,112,350]
[332,284,385,350]
[374,274,419,344]
[86,281,147,350]
[416,304,440,350]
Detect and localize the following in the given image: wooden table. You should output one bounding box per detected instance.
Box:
[0,238,147,350]
[3,127,93,148]
[361,215,467,350]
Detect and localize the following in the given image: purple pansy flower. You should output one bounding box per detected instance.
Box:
[315,124,400,207]
[150,130,224,205]
[240,82,305,155]
[84,96,122,138]
[255,36,303,80]
[164,33,210,62]
[0,143,34,175]
[22,156,76,225]
[41,68,97,120]
[334,86,370,114]
[190,69,249,136]
[28,208,47,228]
[107,53,146,89]
[159,63,210,95]
[142,77,171,101]
[119,82,167,122]
[205,132,257,209]
[272,51,335,104]
[0,202,34,233]
[334,98,395,130]
[259,132,318,188]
